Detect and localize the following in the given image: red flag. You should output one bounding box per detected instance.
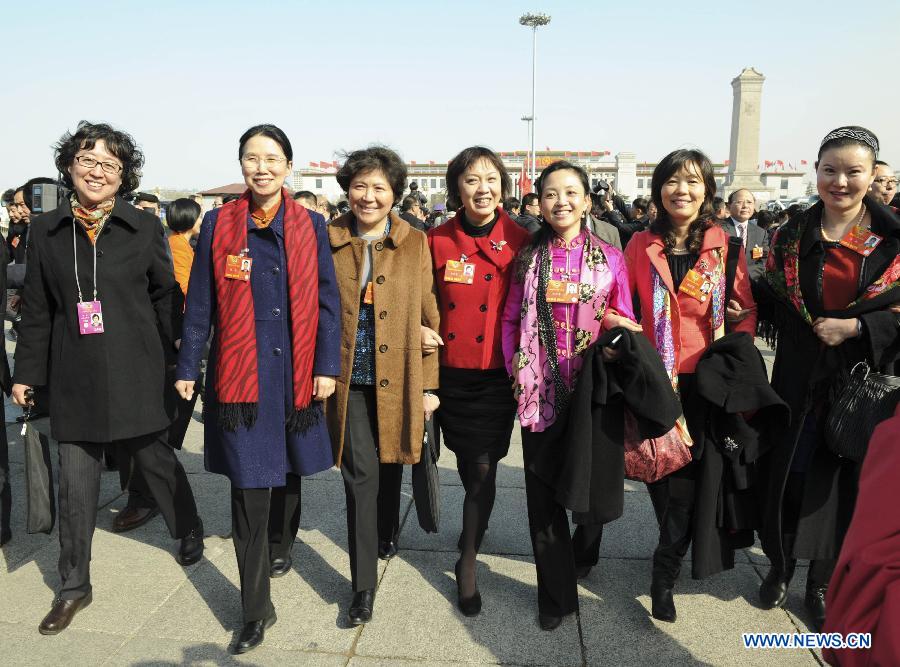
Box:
[604,150,611,156]
[765,160,774,169]
[309,162,317,167]
[320,161,331,169]
[801,159,808,166]
[518,162,532,196]
[723,159,730,166]
[591,151,600,157]
[776,160,785,168]
[332,160,339,169]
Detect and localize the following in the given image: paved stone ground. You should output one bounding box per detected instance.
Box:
[0,338,824,666]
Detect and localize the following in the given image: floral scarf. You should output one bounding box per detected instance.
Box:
[512,231,614,432]
[764,215,900,322]
[70,194,115,245]
[651,249,727,390]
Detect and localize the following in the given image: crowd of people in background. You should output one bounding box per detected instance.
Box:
[0,121,898,664]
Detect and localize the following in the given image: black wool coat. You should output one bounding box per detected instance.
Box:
[756,200,900,572]
[13,198,183,443]
[549,328,682,525]
[684,332,790,579]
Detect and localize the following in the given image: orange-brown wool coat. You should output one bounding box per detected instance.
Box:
[326,212,440,465]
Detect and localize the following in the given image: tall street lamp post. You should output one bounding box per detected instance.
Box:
[519,12,551,185]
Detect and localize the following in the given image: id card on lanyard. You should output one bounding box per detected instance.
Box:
[73,222,104,335]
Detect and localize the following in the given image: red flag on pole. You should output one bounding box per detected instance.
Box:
[518,161,532,196]
[800,159,808,166]
[765,160,774,169]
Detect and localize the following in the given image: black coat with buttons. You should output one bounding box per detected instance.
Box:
[13,198,183,443]
[428,209,530,369]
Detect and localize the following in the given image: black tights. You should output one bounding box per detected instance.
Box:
[456,458,498,597]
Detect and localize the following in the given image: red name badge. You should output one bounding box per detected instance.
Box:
[363,281,374,305]
[545,280,580,304]
[840,226,883,257]
[679,269,713,302]
[77,300,105,335]
[225,255,252,281]
[444,260,475,284]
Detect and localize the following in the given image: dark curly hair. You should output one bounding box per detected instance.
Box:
[649,149,716,255]
[445,146,511,210]
[54,121,144,196]
[335,146,407,205]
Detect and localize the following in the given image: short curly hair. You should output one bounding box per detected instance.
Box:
[446,146,511,208]
[54,121,144,196]
[336,146,407,205]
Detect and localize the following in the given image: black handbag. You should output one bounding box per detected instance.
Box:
[411,418,441,533]
[23,420,56,534]
[825,362,900,462]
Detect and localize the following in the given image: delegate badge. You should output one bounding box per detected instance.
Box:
[840,226,883,257]
[363,281,374,305]
[225,254,253,281]
[751,245,763,260]
[679,269,713,302]
[444,259,475,284]
[77,300,105,335]
[545,280,580,304]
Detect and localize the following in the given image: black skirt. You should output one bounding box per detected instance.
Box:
[436,366,516,463]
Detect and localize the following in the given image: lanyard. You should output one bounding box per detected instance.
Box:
[72,222,98,303]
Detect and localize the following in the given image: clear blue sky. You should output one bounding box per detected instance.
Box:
[3,0,898,190]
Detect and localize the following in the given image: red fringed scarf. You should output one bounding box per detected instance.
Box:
[212,189,320,432]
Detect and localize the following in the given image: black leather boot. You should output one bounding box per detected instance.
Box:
[650,580,676,622]
[759,559,796,609]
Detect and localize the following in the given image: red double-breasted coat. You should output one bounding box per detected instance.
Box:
[428,209,531,369]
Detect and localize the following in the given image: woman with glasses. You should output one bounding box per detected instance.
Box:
[12,121,204,635]
[174,124,340,654]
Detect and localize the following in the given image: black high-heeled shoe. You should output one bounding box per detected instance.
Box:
[454,560,482,617]
[650,582,676,623]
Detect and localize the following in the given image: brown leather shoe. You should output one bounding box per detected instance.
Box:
[112,505,159,533]
[39,592,93,635]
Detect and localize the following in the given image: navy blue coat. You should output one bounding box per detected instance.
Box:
[175,204,341,489]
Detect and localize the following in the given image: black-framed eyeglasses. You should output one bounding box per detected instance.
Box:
[75,155,123,175]
[874,177,898,187]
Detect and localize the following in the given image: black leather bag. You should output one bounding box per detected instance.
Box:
[411,418,441,533]
[825,362,900,462]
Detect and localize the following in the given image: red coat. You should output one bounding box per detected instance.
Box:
[428,209,530,369]
[823,405,900,667]
[623,225,757,374]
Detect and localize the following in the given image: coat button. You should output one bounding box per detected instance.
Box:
[375,242,384,251]
[379,310,387,319]
[476,335,484,343]
[97,250,104,258]
[448,302,456,310]
[272,308,281,316]
[376,275,385,284]
[379,379,389,387]
[479,304,487,312]
[484,273,493,281]
[273,348,282,356]
[379,344,388,353]
[272,266,280,274]
[448,333,456,341]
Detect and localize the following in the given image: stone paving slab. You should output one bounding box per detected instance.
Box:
[353,551,583,666]
[578,560,818,666]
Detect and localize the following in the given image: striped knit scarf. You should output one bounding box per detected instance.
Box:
[211,189,320,432]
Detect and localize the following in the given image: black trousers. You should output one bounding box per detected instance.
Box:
[522,428,605,617]
[781,471,835,587]
[57,431,198,600]
[231,474,302,622]
[341,386,403,592]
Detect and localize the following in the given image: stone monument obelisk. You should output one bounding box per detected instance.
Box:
[724,67,772,198]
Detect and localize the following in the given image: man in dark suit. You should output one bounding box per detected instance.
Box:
[720,189,767,284]
[399,195,426,232]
